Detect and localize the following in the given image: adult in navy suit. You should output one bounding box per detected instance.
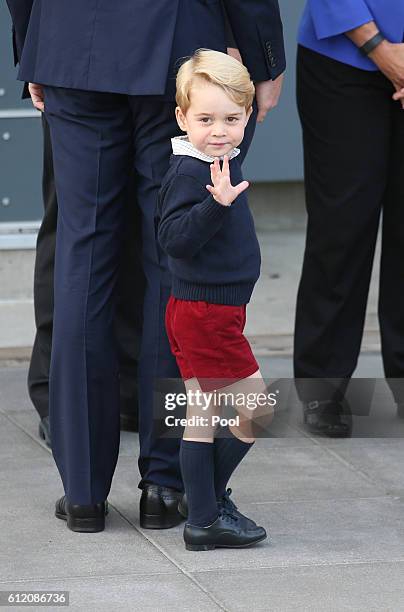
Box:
[294,0,404,436]
[21,6,242,448]
[6,0,285,532]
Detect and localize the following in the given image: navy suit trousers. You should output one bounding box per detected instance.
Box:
[43,87,185,503]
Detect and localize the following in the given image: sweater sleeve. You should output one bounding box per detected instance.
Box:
[158,174,231,259]
[307,0,374,40]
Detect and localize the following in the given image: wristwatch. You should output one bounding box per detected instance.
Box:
[360,32,385,56]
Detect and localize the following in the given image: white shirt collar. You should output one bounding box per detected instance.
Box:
[171,135,240,163]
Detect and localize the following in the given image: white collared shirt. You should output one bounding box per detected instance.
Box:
[171,135,240,163]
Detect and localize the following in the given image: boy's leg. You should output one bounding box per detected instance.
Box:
[214,370,272,499]
[180,378,219,526]
[170,306,267,547]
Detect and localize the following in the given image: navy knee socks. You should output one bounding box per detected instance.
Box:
[180,440,219,527]
[180,428,254,526]
[214,426,254,499]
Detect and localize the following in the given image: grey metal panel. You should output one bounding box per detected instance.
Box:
[243,0,305,182]
[1,3,43,223]
[0,3,28,110]
[0,117,43,222]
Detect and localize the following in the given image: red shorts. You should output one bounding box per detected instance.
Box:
[165,295,259,392]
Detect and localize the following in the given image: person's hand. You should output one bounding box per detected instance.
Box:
[255,74,284,123]
[392,84,404,109]
[370,41,404,90]
[227,47,242,63]
[28,82,44,111]
[206,156,249,206]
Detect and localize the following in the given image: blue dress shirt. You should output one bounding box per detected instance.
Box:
[298,0,404,70]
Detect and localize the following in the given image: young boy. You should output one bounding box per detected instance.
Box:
[158,49,270,551]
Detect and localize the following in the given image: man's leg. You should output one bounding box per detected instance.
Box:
[31,113,142,444]
[28,114,56,426]
[44,86,134,504]
[294,47,391,422]
[379,96,404,408]
[130,97,183,492]
[115,175,144,432]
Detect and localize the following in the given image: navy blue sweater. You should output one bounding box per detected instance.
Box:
[157,154,261,306]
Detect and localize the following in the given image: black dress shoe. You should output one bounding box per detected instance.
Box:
[140,484,184,529]
[303,400,352,437]
[38,416,51,448]
[179,488,257,529]
[55,495,108,533]
[183,510,267,551]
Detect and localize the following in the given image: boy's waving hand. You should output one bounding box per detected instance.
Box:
[206,156,249,207]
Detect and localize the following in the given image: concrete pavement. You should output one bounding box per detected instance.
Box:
[2,356,404,611]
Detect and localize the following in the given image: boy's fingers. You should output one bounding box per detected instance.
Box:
[210,163,218,185]
[222,155,230,176]
[211,159,222,183]
[234,180,249,197]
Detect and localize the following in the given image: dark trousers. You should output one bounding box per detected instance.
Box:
[294,45,404,404]
[43,88,184,503]
[28,115,144,423]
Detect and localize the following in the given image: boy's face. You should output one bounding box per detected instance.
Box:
[175,77,252,158]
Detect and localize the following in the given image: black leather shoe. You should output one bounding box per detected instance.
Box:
[179,488,257,529]
[183,510,267,551]
[303,400,352,437]
[55,495,108,532]
[38,416,51,448]
[140,484,184,529]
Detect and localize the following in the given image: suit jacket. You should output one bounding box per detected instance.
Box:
[6,0,285,98]
[299,0,404,71]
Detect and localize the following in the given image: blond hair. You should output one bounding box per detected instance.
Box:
[176,49,255,113]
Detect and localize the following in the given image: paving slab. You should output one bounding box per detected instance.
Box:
[135,496,404,574]
[0,365,32,412]
[0,409,50,452]
[0,414,177,584]
[192,561,404,612]
[319,438,404,497]
[0,574,222,612]
[0,413,45,461]
[226,441,387,503]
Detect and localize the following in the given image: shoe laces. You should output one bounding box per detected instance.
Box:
[219,508,239,524]
[219,488,238,513]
